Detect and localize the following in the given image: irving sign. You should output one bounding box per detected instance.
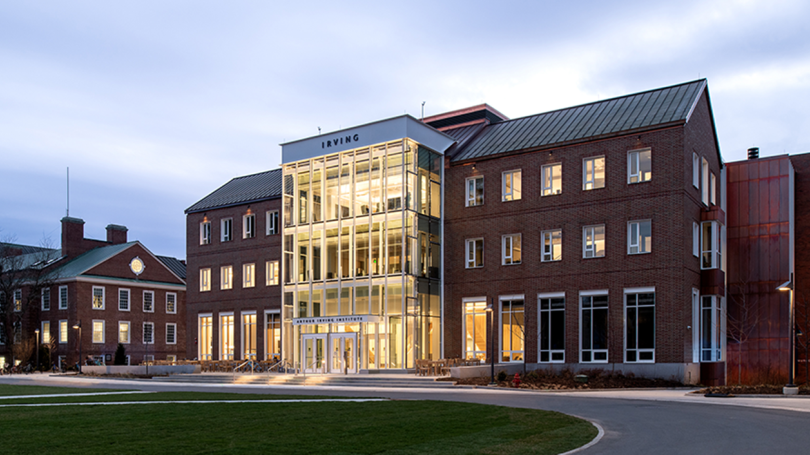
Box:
[292,315,382,326]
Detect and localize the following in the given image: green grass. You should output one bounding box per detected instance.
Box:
[0,384,124,396]
[0,387,597,454]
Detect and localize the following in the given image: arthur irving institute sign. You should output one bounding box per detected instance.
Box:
[292,315,382,326]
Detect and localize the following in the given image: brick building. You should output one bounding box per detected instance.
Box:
[0,217,186,368]
[187,79,729,383]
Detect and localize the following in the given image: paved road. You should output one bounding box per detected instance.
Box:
[3,375,810,454]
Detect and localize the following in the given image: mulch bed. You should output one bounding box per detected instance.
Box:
[450,369,684,390]
[696,384,810,395]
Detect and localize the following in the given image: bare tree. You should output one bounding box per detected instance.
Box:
[0,238,62,366]
[726,278,763,385]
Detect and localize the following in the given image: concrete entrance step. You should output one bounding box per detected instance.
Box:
[156,373,458,388]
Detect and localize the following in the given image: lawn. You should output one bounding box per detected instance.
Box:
[0,386,596,454]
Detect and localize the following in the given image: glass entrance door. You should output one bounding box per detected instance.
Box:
[328,333,357,374]
[302,334,327,373]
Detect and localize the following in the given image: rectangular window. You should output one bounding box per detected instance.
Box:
[220,314,234,360]
[502,234,522,265]
[628,148,652,183]
[542,163,562,195]
[200,221,211,245]
[119,289,130,311]
[166,293,177,314]
[501,298,525,362]
[580,292,609,363]
[59,286,68,309]
[266,211,279,235]
[221,218,232,242]
[119,321,130,344]
[701,295,723,362]
[242,313,256,359]
[693,153,700,188]
[143,322,154,344]
[143,291,154,313]
[199,315,213,361]
[692,289,700,362]
[541,229,562,262]
[13,289,22,311]
[166,323,177,345]
[59,320,68,343]
[539,293,565,363]
[625,290,655,363]
[41,288,50,311]
[710,172,717,205]
[92,286,105,310]
[266,260,279,286]
[583,225,605,258]
[464,300,488,360]
[502,170,521,201]
[221,265,233,290]
[466,176,484,207]
[628,220,652,254]
[200,268,211,292]
[466,238,484,268]
[92,320,104,344]
[701,157,710,205]
[41,321,51,345]
[583,156,605,190]
[243,263,255,288]
[692,222,700,257]
[243,213,256,238]
[701,221,720,269]
[265,312,281,360]
[13,321,21,344]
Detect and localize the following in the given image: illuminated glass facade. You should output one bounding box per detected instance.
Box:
[282,139,442,371]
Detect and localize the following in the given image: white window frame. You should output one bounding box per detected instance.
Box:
[692,222,699,257]
[700,221,720,270]
[41,320,51,345]
[501,170,521,202]
[266,210,279,235]
[462,298,488,361]
[624,287,655,363]
[143,290,154,313]
[264,310,281,361]
[59,285,68,309]
[700,295,723,362]
[59,320,68,344]
[243,263,256,288]
[41,288,50,311]
[499,295,525,363]
[692,288,700,362]
[266,260,279,286]
[710,172,717,206]
[119,321,131,344]
[465,238,483,268]
[501,234,521,265]
[579,290,609,363]
[166,323,177,345]
[241,311,257,360]
[92,320,105,344]
[701,157,710,205]
[541,229,562,262]
[541,163,562,196]
[200,268,211,292]
[119,288,130,312]
[538,292,565,363]
[220,312,235,360]
[627,148,652,184]
[166,292,177,314]
[199,313,214,361]
[200,221,211,245]
[221,218,233,242]
[243,213,256,239]
[583,225,605,258]
[692,153,700,188]
[13,289,21,312]
[143,322,155,345]
[465,176,484,207]
[583,156,605,191]
[91,286,105,310]
[221,265,233,290]
[627,220,652,255]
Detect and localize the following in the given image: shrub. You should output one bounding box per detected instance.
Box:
[114,343,127,365]
[497,370,508,382]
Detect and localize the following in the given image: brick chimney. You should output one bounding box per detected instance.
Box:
[106,224,128,244]
[61,217,85,259]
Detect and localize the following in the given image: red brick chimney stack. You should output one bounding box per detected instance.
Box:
[60,216,85,259]
[106,224,128,244]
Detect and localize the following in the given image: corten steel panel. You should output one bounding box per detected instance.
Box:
[726,156,793,384]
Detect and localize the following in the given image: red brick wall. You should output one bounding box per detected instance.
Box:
[84,244,184,284]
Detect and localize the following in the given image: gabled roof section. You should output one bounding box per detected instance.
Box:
[186,168,282,214]
[157,255,186,280]
[452,79,707,163]
[48,241,138,279]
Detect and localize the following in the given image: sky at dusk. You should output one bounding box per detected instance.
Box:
[2,0,809,259]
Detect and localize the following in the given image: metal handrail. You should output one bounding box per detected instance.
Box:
[300,359,325,377]
[232,359,256,378]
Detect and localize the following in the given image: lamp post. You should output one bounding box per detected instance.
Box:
[487,298,496,386]
[72,321,82,374]
[777,273,797,394]
[34,329,40,372]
